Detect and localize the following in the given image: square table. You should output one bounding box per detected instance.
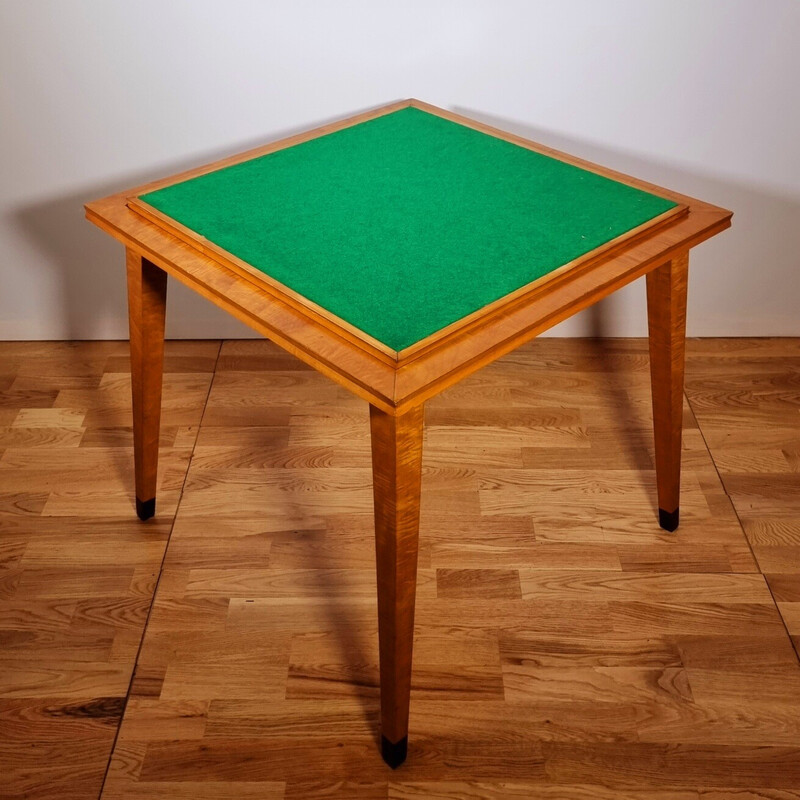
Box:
[85,99,732,767]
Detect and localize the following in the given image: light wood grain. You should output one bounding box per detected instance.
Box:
[647,254,689,529]
[126,250,168,517]
[370,404,424,759]
[0,337,768,797]
[64,97,800,798]
[0,339,218,800]
[2,338,799,796]
[85,99,732,413]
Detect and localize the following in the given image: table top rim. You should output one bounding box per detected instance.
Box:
[84,99,732,411]
[126,193,689,361]
[119,99,691,359]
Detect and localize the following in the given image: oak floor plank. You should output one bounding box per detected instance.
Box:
[0,340,218,800]
[3,337,800,798]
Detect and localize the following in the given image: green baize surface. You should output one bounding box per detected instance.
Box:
[140,107,676,351]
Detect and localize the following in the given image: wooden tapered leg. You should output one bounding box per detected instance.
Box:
[126,249,167,521]
[646,253,689,532]
[369,403,424,768]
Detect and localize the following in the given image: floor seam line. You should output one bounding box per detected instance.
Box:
[684,384,800,664]
[97,338,223,798]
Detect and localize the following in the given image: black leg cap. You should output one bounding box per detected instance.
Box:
[136,497,156,521]
[658,507,679,532]
[381,735,407,769]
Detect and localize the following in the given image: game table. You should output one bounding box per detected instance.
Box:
[85,99,731,768]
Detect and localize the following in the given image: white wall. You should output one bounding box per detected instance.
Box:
[1,0,798,340]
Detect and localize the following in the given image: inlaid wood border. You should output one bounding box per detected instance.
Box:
[127,200,686,365]
[124,99,687,361]
[85,99,732,414]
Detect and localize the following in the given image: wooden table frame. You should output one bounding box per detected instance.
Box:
[85,99,732,768]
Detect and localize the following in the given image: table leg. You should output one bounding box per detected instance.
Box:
[126,249,167,521]
[646,253,689,532]
[370,403,424,768]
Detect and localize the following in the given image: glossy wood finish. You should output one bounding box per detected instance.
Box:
[85,99,733,415]
[126,251,168,519]
[370,405,424,765]
[81,100,735,773]
[647,253,689,531]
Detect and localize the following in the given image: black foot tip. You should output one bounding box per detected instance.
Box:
[136,497,156,521]
[659,507,679,532]
[381,735,407,769]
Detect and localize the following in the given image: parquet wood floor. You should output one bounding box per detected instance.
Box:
[1,337,798,799]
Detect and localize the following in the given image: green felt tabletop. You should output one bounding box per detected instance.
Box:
[139,107,676,351]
